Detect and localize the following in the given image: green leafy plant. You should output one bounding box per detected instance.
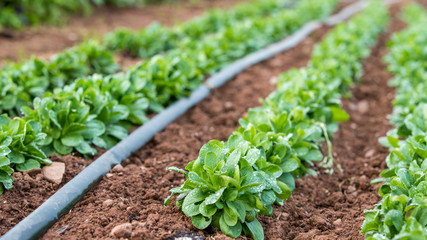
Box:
[0,115,51,194]
[21,93,105,156]
[0,41,118,115]
[104,0,289,58]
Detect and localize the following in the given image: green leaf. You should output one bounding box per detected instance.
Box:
[106,125,128,140]
[75,141,97,155]
[302,149,323,161]
[280,157,299,173]
[224,205,238,226]
[205,152,220,170]
[199,201,217,217]
[53,139,73,155]
[396,168,414,188]
[227,200,246,222]
[0,157,10,168]
[384,210,404,232]
[246,148,260,166]
[219,214,242,238]
[0,172,13,190]
[0,146,11,157]
[245,218,264,240]
[330,106,349,122]
[192,215,212,229]
[80,120,105,139]
[61,134,84,147]
[224,149,241,174]
[16,159,40,171]
[182,188,206,216]
[204,188,226,205]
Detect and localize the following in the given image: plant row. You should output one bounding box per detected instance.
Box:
[103,0,292,58]
[0,0,182,30]
[0,0,298,116]
[361,3,427,239]
[165,1,389,239]
[0,0,338,194]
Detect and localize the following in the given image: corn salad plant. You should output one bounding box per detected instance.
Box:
[0,116,51,194]
[103,0,292,58]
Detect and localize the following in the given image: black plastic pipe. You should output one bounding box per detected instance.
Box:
[1,1,396,239]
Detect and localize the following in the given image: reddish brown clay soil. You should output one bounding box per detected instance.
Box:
[0,0,244,66]
[0,148,111,235]
[40,27,330,239]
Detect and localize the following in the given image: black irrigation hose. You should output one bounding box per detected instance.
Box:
[1,1,395,239]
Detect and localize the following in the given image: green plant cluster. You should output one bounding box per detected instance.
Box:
[166,1,389,239]
[361,4,427,239]
[103,0,291,58]
[110,0,339,111]
[0,116,51,194]
[0,0,339,194]
[0,0,305,116]
[0,0,174,29]
[0,41,118,115]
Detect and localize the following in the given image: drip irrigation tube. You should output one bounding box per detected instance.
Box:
[1,1,398,239]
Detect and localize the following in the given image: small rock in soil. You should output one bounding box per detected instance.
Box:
[365,149,376,158]
[357,100,369,114]
[42,162,65,184]
[347,185,357,193]
[102,199,114,208]
[224,101,233,109]
[110,223,132,238]
[112,164,124,172]
[333,219,342,226]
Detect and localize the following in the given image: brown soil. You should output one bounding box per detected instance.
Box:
[0,0,244,66]
[39,26,330,239]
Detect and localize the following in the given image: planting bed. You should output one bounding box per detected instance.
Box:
[0,0,341,236]
[2,0,426,239]
[41,24,331,240]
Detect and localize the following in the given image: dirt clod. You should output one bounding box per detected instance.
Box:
[102,199,114,208]
[357,100,370,114]
[110,223,132,238]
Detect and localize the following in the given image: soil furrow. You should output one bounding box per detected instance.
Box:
[40,26,330,239]
[258,3,406,239]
